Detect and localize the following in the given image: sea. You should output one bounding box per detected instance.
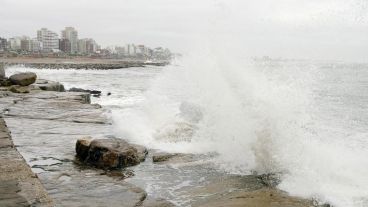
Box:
[7,58,368,207]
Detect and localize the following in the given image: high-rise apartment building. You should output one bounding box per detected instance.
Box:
[37,28,59,52]
[126,44,136,56]
[77,39,87,54]
[20,37,31,51]
[61,27,78,54]
[78,38,98,55]
[85,39,98,54]
[59,39,71,53]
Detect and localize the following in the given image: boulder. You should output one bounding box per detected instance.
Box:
[9,72,37,86]
[9,85,30,93]
[69,87,90,93]
[76,137,92,160]
[91,90,102,97]
[76,137,147,169]
[69,87,101,97]
[35,79,65,92]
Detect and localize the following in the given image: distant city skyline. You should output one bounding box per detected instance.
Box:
[0,26,172,61]
[0,26,164,51]
[0,24,178,54]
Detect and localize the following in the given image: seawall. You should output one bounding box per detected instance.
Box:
[0,117,53,206]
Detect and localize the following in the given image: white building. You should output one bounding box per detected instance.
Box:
[37,28,59,52]
[78,38,98,55]
[78,39,87,54]
[8,37,22,51]
[125,44,136,56]
[61,27,78,54]
[31,38,42,52]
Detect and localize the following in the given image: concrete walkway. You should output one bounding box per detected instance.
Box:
[0,117,53,207]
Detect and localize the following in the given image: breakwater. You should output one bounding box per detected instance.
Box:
[1,58,169,70]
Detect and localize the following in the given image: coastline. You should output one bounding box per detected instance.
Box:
[0,57,169,70]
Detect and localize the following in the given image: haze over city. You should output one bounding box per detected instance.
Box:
[1,0,368,61]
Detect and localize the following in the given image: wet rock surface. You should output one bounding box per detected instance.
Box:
[9,85,30,93]
[179,173,325,207]
[0,118,53,206]
[152,152,194,163]
[2,91,101,123]
[193,188,316,207]
[76,137,147,169]
[141,197,176,207]
[0,85,152,206]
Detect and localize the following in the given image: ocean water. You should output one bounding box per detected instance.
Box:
[6,59,368,207]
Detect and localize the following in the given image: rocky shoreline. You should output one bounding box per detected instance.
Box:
[0,66,175,206]
[0,65,330,206]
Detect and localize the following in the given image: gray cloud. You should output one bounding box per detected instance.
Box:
[0,0,367,61]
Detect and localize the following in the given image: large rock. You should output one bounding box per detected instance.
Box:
[35,79,65,92]
[9,85,30,93]
[75,137,92,160]
[132,144,148,162]
[69,87,91,93]
[76,137,147,169]
[69,87,101,97]
[9,72,37,86]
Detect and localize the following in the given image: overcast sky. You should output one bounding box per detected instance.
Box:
[0,0,367,61]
